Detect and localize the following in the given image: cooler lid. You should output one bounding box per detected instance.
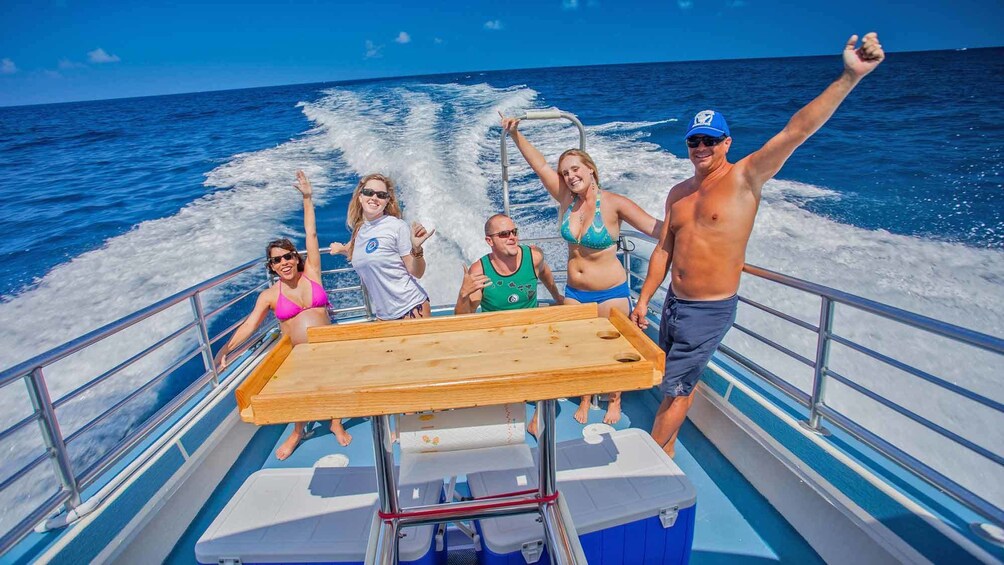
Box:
[195,467,442,564]
[467,428,696,553]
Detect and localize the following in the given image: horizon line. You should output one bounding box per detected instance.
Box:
[1,45,998,110]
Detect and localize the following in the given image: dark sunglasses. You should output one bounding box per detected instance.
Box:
[360,188,391,199]
[686,135,728,148]
[268,252,297,265]
[489,228,518,239]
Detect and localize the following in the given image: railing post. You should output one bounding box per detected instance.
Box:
[802,297,834,435]
[26,368,81,507]
[360,284,375,322]
[190,293,219,386]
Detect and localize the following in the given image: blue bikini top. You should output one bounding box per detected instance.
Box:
[560,190,616,250]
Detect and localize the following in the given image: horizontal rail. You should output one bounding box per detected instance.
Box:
[0,410,40,447]
[732,322,816,368]
[0,257,262,388]
[64,346,204,445]
[823,368,1003,466]
[717,344,812,407]
[53,319,199,409]
[827,333,1004,412]
[817,404,1004,527]
[77,370,215,488]
[741,263,1004,356]
[204,280,269,320]
[0,450,51,494]
[738,296,819,333]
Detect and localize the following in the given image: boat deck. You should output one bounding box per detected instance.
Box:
[167,389,821,564]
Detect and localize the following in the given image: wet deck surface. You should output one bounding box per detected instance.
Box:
[169,390,821,564]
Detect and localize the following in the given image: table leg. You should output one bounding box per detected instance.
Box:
[372,415,399,514]
[537,399,557,497]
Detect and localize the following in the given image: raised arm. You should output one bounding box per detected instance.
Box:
[612,193,663,239]
[630,192,676,329]
[454,262,490,315]
[740,33,885,194]
[294,171,322,276]
[214,291,272,370]
[531,246,564,305]
[501,113,566,203]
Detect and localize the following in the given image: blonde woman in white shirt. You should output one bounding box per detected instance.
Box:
[329,174,435,319]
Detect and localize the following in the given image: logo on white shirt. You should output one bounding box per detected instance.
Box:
[365,238,379,253]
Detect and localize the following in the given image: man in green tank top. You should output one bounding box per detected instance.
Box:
[455,213,563,314]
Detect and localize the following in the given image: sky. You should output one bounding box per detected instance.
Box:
[1,0,1002,107]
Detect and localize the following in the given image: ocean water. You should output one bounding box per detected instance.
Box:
[0,48,1001,525]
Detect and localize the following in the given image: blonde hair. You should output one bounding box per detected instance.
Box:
[557,149,600,188]
[346,173,402,255]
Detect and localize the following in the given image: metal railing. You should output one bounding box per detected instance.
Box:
[617,228,1004,535]
[0,256,370,554]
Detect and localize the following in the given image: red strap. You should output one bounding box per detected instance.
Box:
[378,491,560,521]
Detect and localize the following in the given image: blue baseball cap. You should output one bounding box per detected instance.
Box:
[685,110,730,139]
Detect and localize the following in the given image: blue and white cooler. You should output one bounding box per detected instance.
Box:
[195,466,445,564]
[466,428,696,564]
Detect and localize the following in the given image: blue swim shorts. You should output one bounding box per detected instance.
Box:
[658,288,738,398]
[564,281,631,304]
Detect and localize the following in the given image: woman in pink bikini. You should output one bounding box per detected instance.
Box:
[215,170,351,459]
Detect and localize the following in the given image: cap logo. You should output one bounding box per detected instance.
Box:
[694,110,715,127]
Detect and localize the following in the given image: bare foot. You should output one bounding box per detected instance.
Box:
[603,397,622,425]
[331,420,353,446]
[527,413,539,438]
[574,398,591,424]
[275,426,304,460]
[662,444,676,458]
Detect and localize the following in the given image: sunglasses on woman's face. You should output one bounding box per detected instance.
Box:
[269,252,296,265]
[360,188,391,200]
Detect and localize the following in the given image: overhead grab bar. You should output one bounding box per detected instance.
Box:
[500,108,586,216]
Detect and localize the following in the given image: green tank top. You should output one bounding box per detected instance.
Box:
[479,245,538,311]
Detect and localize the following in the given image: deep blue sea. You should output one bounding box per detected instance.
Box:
[0,48,1001,520]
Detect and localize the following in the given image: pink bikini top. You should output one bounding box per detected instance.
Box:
[274,277,330,322]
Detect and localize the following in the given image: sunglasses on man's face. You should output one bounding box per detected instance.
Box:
[360,188,391,200]
[269,252,296,265]
[686,135,728,148]
[490,228,518,239]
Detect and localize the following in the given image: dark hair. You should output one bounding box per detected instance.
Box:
[265,238,305,275]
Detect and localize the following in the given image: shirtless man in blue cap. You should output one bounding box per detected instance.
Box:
[631,33,885,457]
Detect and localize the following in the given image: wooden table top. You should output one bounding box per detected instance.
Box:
[236,304,664,424]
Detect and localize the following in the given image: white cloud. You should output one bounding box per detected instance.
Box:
[87,47,120,63]
[484,20,503,30]
[364,40,383,59]
[1,58,17,74]
[677,0,693,8]
[434,37,444,44]
[562,0,578,9]
[58,58,86,70]
[395,31,411,44]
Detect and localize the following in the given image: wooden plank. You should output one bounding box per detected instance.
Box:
[608,308,665,380]
[248,361,656,423]
[235,334,292,419]
[306,303,598,343]
[270,319,633,396]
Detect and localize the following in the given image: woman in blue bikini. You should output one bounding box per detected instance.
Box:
[501,114,661,425]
